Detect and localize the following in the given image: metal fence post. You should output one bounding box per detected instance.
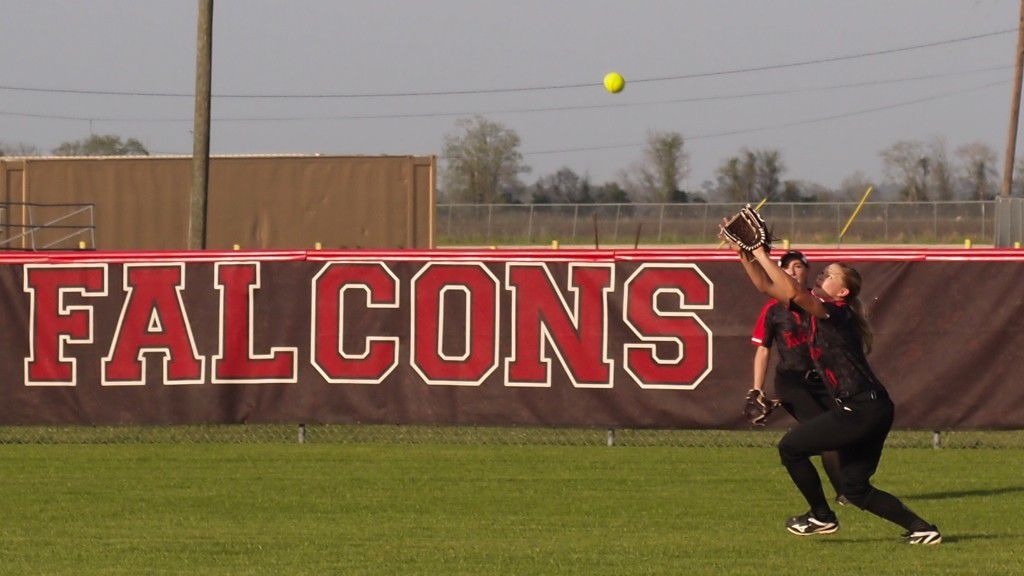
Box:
[933,202,938,241]
[835,204,841,242]
[701,203,709,240]
[1018,198,1023,245]
[790,203,795,240]
[884,202,889,241]
[527,204,535,243]
[446,205,453,241]
[486,204,493,243]
[981,202,987,243]
[571,205,579,240]
[613,204,621,243]
[657,204,665,242]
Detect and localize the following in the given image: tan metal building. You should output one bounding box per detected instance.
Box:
[0,155,435,250]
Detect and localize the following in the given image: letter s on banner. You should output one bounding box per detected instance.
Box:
[622,263,713,390]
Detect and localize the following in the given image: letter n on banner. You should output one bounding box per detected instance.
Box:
[504,262,614,388]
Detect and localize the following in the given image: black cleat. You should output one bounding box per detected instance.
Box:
[786,512,839,536]
[903,525,942,545]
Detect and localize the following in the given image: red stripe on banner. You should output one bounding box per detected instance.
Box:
[0,247,1020,264]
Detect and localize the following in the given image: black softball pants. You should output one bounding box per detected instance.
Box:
[774,370,844,497]
[777,394,928,530]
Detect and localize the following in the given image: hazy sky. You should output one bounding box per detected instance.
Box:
[1,1,1020,194]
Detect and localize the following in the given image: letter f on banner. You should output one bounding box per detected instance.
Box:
[23,265,108,386]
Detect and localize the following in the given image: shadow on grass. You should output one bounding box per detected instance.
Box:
[817,533,1000,544]
[903,486,1024,501]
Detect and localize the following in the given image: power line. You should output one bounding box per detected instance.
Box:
[0,28,1013,99]
[523,80,1008,156]
[0,64,1009,124]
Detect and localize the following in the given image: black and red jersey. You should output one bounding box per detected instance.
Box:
[808,300,885,399]
[751,298,814,373]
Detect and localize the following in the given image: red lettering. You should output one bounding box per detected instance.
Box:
[102,264,205,385]
[410,263,499,385]
[623,264,713,389]
[23,265,107,386]
[504,263,614,388]
[311,262,398,384]
[212,262,297,383]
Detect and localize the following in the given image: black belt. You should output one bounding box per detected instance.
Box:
[835,388,887,405]
[776,369,822,382]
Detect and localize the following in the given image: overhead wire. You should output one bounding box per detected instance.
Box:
[0,28,1013,99]
[522,79,1009,156]
[0,64,1010,124]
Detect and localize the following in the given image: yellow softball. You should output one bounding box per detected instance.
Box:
[603,72,625,94]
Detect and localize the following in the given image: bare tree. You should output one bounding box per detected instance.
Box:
[0,141,40,156]
[530,167,591,204]
[621,131,689,202]
[839,171,876,201]
[441,116,530,203]
[713,148,785,202]
[927,139,955,201]
[955,142,998,200]
[880,140,928,201]
[755,149,785,201]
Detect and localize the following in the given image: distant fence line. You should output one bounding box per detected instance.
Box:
[437,201,997,246]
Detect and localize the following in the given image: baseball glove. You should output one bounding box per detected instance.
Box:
[721,205,772,252]
[744,389,781,426]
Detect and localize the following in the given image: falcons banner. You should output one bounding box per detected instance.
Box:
[3,249,1023,429]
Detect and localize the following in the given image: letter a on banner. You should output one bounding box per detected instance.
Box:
[102,264,205,386]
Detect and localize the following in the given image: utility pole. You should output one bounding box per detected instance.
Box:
[189,0,214,249]
[1001,0,1024,198]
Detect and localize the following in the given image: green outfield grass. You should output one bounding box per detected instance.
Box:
[0,444,1020,575]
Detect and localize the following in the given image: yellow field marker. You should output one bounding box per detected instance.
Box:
[838,186,873,243]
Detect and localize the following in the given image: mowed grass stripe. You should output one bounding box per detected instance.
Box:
[0,445,1020,575]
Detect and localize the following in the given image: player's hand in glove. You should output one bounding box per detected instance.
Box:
[744,388,780,426]
[719,205,772,253]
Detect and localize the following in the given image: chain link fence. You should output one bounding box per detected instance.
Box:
[437,201,996,246]
[2,424,1020,449]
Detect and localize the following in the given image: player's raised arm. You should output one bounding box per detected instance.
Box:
[751,247,828,318]
[719,221,772,292]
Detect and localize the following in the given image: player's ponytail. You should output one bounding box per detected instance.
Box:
[835,263,873,355]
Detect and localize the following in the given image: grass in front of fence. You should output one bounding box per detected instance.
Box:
[3,424,1024,448]
[0,443,1020,575]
